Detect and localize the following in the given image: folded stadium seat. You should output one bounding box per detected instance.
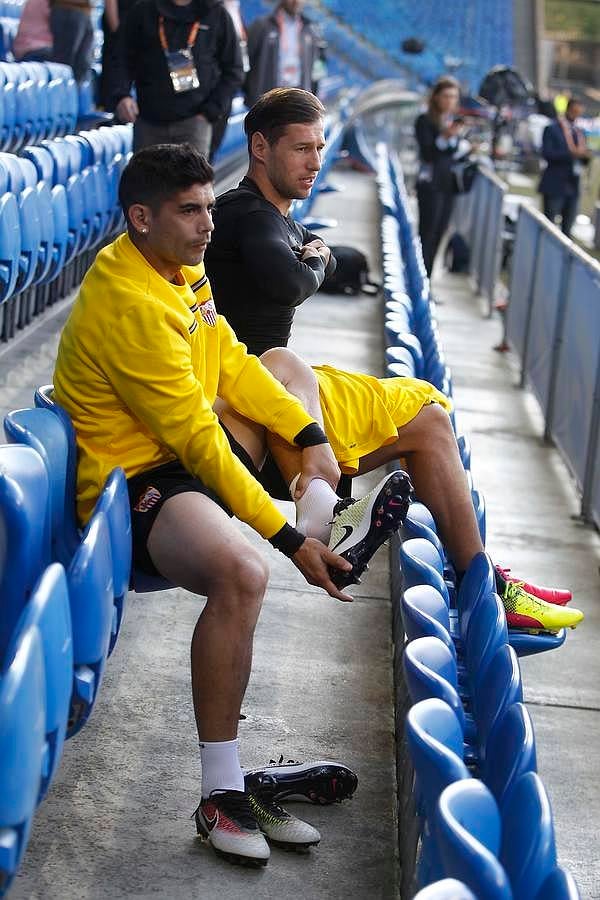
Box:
[0,190,20,308]
[41,139,86,284]
[6,562,72,802]
[401,585,457,661]
[0,443,50,660]
[399,538,451,605]
[537,866,581,900]
[403,636,475,745]
[470,488,486,544]
[500,772,557,900]
[21,146,69,299]
[91,468,131,656]
[456,435,471,470]
[413,880,476,900]
[385,345,416,378]
[0,69,16,151]
[4,407,80,565]
[385,306,412,336]
[110,122,133,156]
[401,506,448,573]
[66,508,114,736]
[0,623,46,894]
[97,125,122,162]
[45,62,77,134]
[0,155,40,337]
[482,701,536,813]
[435,780,512,899]
[405,699,471,888]
[472,644,522,765]
[105,154,124,236]
[463,592,508,690]
[457,552,496,644]
[384,328,425,378]
[63,134,104,254]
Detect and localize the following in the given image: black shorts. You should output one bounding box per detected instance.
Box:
[127,425,290,576]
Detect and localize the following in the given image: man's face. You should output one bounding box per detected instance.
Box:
[567,102,584,122]
[143,183,215,268]
[261,121,325,203]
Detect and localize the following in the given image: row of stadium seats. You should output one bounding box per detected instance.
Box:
[0,61,80,151]
[319,0,513,90]
[0,391,132,895]
[0,123,132,341]
[374,142,580,898]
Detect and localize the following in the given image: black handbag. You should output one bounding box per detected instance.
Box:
[451,159,478,194]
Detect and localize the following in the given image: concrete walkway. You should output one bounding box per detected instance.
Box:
[3,169,400,900]
[430,265,600,899]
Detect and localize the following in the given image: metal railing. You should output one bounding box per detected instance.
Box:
[506,203,600,528]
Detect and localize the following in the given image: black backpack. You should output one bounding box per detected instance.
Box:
[445,232,470,273]
[319,246,380,296]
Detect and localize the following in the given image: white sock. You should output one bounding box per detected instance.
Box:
[200,738,245,798]
[290,474,339,543]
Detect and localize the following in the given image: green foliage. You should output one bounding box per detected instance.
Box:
[545,0,600,41]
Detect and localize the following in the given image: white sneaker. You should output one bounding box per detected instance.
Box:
[328,471,413,588]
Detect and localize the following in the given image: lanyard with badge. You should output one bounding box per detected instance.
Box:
[159,16,201,93]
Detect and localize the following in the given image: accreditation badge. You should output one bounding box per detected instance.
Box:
[165,48,200,93]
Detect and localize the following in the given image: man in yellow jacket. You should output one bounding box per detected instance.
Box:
[54,144,418,865]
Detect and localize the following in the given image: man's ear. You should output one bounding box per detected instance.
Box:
[128,203,153,236]
[251,131,269,163]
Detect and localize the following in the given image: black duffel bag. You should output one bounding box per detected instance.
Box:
[319,246,380,296]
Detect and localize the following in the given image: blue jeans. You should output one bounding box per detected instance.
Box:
[50,6,93,82]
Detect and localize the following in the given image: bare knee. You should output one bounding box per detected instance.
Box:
[260,347,314,387]
[206,550,269,621]
[413,403,456,449]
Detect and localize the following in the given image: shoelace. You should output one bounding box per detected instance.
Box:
[503,580,544,612]
[328,496,355,525]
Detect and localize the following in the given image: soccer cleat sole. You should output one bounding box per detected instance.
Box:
[267,837,320,853]
[246,761,358,805]
[331,471,412,589]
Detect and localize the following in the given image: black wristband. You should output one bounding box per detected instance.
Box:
[269,523,306,557]
[294,422,329,448]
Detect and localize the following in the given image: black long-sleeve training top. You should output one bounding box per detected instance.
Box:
[205,176,336,356]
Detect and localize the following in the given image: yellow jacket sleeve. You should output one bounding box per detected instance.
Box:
[102,301,290,539]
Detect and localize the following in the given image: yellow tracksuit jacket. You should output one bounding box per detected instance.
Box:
[53,233,315,537]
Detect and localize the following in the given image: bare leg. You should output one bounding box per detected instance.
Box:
[147,492,269,740]
[358,403,483,571]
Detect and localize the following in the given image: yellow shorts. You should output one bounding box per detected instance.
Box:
[313,365,452,473]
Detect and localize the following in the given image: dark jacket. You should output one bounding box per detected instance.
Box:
[205,176,336,355]
[415,112,457,193]
[538,119,584,198]
[111,0,243,123]
[244,8,320,108]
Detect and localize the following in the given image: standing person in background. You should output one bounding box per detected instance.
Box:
[49,0,93,82]
[208,0,249,162]
[539,97,591,238]
[414,75,467,278]
[244,0,324,109]
[13,0,53,63]
[110,0,243,157]
[98,0,137,110]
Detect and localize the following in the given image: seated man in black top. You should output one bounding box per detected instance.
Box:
[205,87,336,356]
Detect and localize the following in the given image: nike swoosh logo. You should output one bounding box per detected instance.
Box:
[331,524,354,552]
[203,810,218,830]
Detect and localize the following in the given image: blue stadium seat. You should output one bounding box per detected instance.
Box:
[457,552,496,645]
[0,190,20,302]
[400,538,450,604]
[482,702,536,812]
[463,591,508,686]
[0,624,46,893]
[537,866,581,900]
[66,509,114,736]
[91,468,131,656]
[402,505,446,562]
[500,772,557,900]
[435,779,511,899]
[471,488,486,544]
[0,443,50,661]
[6,563,72,801]
[401,585,456,660]
[405,699,471,886]
[413,879,477,900]
[4,406,80,565]
[403,636,474,742]
[473,644,522,762]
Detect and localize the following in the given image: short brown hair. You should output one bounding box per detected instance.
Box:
[244,88,325,155]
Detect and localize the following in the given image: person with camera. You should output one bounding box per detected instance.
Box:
[414,75,470,278]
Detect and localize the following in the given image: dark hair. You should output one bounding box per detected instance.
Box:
[244,87,325,154]
[118,143,214,223]
[566,97,583,112]
[427,75,460,125]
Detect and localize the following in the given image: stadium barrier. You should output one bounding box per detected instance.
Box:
[453,165,506,316]
[505,203,600,530]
